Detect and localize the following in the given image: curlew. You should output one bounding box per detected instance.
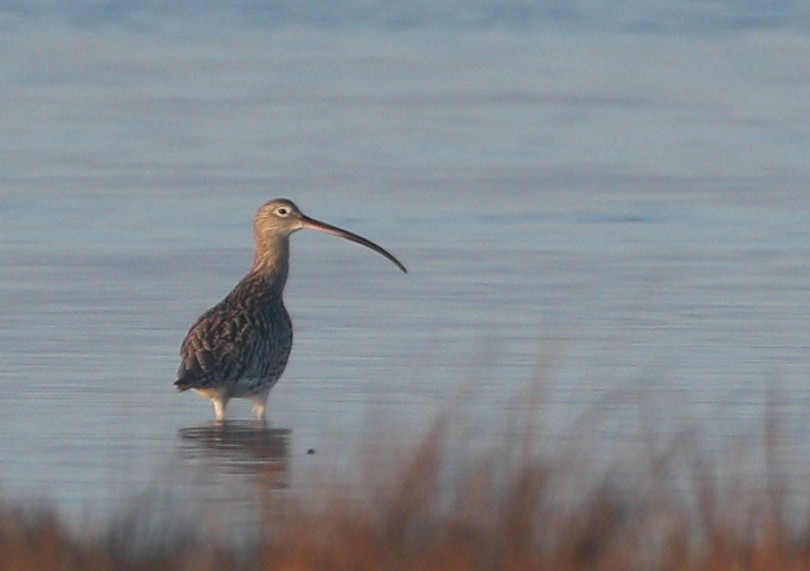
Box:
[175,198,406,421]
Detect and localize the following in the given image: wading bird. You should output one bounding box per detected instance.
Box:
[175,199,406,421]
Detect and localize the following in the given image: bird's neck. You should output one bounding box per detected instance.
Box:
[251,236,290,294]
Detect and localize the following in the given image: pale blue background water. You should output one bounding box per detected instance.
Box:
[2,3,810,525]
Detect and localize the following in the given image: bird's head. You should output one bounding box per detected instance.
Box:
[254,198,306,239]
[253,198,406,273]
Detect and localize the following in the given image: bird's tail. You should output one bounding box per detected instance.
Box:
[174,377,194,392]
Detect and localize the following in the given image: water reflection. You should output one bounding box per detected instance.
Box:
[177,422,291,491]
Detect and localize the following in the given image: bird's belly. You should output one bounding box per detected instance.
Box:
[191,387,225,401]
[229,376,279,397]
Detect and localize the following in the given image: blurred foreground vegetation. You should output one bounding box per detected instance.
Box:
[2,411,810,571]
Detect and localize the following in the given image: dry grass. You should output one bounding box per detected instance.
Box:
[3,408,810,571]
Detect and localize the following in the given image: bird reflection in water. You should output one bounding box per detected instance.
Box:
[178,421,292,491]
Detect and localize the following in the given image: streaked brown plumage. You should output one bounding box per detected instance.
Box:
[176,198,406,421]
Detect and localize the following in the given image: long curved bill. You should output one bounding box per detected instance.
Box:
[300,215,407,273]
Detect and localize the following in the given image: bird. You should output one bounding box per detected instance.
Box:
[175,198,406,421]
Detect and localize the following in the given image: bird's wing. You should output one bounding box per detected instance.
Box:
[176,302,256,390]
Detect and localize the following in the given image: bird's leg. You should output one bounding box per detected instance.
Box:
[212,396,228,421]
[249,388,271,421]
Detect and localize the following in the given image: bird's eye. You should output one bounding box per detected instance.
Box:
[276,207,289,217]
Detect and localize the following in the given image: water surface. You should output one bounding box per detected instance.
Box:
[2,27,810,523]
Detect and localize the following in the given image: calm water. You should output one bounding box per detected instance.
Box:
[2,22,810,524]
